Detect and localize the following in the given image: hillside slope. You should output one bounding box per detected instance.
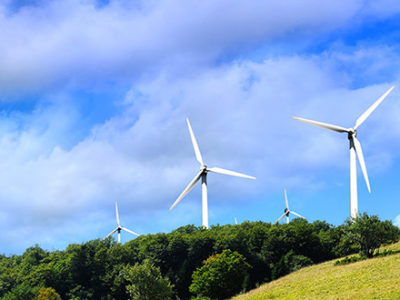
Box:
[234,241,400,300]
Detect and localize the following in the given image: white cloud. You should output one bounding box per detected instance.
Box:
[1,1,400,253]
[0,0,386,94]
[394,214,400,227]
[0,50,399,253]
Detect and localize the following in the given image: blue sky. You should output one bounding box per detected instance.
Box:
[1,0,400,254]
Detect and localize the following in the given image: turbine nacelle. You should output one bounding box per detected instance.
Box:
[104,201,140,243]
[292,86,394,218]
[347,128,356,140]
[169,118,256,229]
[275,189,306,224]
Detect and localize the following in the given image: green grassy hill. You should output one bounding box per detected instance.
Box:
[234,241,400,300]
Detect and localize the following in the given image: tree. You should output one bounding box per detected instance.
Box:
[271,250,313,279]
[345,212,400,258]
[34,287,62,300]
[189,249,251,299]
[121,260,174,300]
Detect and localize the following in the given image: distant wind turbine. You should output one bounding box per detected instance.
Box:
[275,189,306,224]
[169,118,256,229]
[104,201,140,243]
[235,217,238,225]
[292,86,394,218]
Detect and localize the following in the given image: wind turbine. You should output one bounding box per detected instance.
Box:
[104,201,140,243]
[275,189,306,224]
[292,86,394,218]
[169,118,256,229]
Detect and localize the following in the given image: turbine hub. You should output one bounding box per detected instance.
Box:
[348,128,356,140]
[201,165,207,172]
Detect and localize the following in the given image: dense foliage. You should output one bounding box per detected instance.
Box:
[0,215,398,299]
[189,249,251,299]
[344,213,400,258]
[121,260,174,300]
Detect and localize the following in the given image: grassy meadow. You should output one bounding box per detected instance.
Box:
[234,241,400,300]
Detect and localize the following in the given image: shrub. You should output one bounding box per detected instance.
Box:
[189,249,251,299]
[120,260,174,300]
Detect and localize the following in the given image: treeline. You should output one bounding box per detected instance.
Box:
[0,216,399,299]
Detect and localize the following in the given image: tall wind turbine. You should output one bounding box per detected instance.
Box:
[275,189,306,224]
[104,201,140,243]
[292,86,394,218]
[169,118,256,229]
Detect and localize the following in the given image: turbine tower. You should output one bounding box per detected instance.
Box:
[292,86,394,218]
[104,201,140,243]
[169,118,256,229]
[275,189,306,224]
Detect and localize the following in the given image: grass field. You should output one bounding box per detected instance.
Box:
[233,241,400,300]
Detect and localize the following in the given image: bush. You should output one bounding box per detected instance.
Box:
[272,250,313,279]
[344,213,400,258]
[189,249,251,299]
[121,259,174,300]
[34,287,62,300]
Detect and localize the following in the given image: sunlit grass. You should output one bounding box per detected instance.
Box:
[234,241,400,299]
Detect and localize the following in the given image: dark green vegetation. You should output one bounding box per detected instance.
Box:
[189,249,251,299]
[0,214,398,299]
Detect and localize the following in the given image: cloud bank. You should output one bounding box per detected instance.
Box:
[0,0,400,253]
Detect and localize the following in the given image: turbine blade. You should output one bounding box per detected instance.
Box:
[115,201,120,226]
[291,211,306,219]
[353,136,371,193]
[169,170,203,210]
[186,118,204,165]
[284,189,289,210]
[275,213,286,223]
[207,167,256,180]
[355,86,394,130]
[292,116,348,133]
[104,228,118,239]
[121,227,140,236]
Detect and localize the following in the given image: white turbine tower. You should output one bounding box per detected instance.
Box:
[169,118,256,229]
[275,189,306,224]
[104,201,140,243]
[293,86,394,218]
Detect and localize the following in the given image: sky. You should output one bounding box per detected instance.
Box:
[1,0,400,254]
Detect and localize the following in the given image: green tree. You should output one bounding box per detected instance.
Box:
[121,259,174,300]
[34,287,62,300]
[189,249,251,299]
[345,212,400,258]
[271,250,313,279]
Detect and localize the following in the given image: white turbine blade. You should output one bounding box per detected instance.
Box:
[284,189,289,210]
[353,136,371,193]
[104,228,118,239]
[292,116,348,133]
[186,118,204,165]
[115,201,120,226]
[354,86,394,130]
[275,213,286,223]
[169,170,203,210]
[291,211,306,219]
[207,167,256,180]
[121,227,140,236]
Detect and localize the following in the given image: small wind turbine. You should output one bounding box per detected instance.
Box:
[275,189,306,224]
[292,86,394,218]
[104,201,140,243]
[169,118,256,229]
